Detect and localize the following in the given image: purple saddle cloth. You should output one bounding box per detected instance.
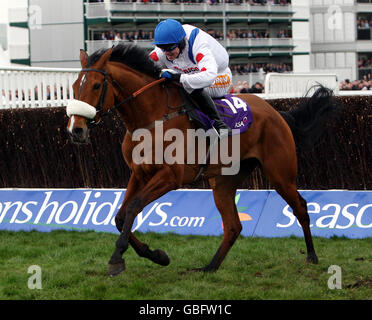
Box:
[194,94,253,135]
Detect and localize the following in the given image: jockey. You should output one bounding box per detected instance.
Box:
[150,19,232,136]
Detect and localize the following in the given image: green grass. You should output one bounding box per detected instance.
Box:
[0,230,372,300]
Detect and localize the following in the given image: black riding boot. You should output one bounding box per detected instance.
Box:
[190,89,231,136]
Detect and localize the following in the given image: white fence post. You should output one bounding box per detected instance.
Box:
[0,66,80,109]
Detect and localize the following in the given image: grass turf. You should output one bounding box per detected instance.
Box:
[1,230,372,300]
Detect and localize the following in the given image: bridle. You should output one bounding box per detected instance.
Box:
[76,68,166,128]
[74,67,206,182]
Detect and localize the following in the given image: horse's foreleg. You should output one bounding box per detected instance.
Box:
[116,205,168,265]
[129,234,170,266]
[108,197,141,276]
[109,174,169,274]
[113,173,142,233]
[108,174,142,276]
[108,167,178,276]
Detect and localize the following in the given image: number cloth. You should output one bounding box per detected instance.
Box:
[195,94,253,134]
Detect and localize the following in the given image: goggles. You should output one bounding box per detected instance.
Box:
[157,43,179,52]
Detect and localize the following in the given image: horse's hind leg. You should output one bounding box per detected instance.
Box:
[263,158,318,264]
[276,185,318,263]
[192,175,243,272]
[296,193,318,263]
[190,159,259,272]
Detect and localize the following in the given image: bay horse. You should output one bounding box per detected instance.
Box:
[66,44,335,277]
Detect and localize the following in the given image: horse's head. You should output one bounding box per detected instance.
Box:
[66,48,116,143]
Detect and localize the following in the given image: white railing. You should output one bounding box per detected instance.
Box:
[0,66,79,108]
[264,73,340,99]
[2,67,372,109]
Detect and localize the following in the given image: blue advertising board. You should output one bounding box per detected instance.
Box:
[254,190,372,238]
[0,189,371,238]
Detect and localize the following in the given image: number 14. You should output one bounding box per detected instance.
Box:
[221,97,247,114]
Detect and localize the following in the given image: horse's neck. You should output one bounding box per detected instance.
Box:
[110,62,169,133]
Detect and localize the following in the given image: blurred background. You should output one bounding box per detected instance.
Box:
[1,0,372,92]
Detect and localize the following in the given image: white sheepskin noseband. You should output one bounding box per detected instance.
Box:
[66,100,97,119]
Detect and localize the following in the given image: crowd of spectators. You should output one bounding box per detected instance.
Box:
[97,30,154,41]
[230,81,265,93]
[357,17,372,40]
[231,62,292,74]
[357,17,372,29]
[207,28,291,40]
[339,74,372,91]
[231,76,372,95]
[167,0,291,4]
[232,76,372,94]
[358,57,372,69]
[97,28,291,41]
[92,28,294,76]
[248,0,291,4]
[232,77,372,93]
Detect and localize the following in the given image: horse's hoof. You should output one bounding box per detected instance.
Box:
[108,261,126,277]
[307,253,319,264]
[151,249,170,266]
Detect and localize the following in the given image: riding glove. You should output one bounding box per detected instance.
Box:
[159,69,181,82]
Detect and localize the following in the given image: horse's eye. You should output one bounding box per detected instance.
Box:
[93,83,101,90]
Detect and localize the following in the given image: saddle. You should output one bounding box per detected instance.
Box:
[179,89,253,135]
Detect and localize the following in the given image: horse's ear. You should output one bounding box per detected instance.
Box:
[80,49,88,69]
[96,47,113,69]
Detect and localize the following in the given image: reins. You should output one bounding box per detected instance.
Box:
[124,83,187,135]
[91,69,187,135]
[79,68,203,181]
[112,77,166,109]
[133,78,166,98]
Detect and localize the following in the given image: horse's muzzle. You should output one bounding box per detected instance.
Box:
[66,100,97,144]
[67,114,90,144]
[70,126,89,144]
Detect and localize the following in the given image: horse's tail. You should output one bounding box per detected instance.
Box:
[279,84,340,150]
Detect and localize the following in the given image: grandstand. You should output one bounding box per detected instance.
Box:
[2,0,372,87]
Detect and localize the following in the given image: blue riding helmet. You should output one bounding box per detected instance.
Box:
[153,19,186,45]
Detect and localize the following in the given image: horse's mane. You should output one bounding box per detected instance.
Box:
[86,43,161,78]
